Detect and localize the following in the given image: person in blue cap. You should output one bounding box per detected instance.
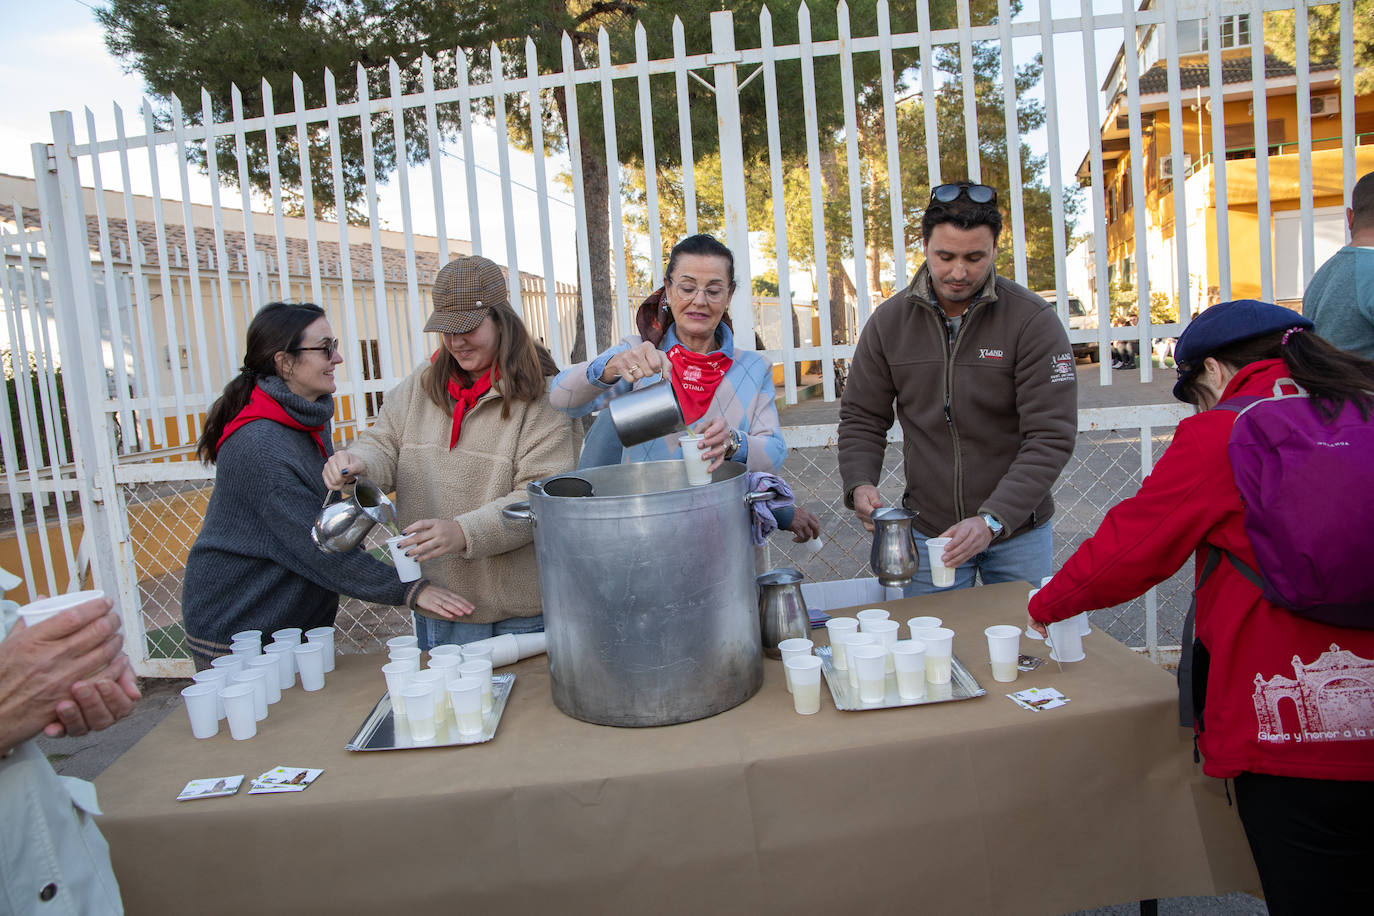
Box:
[1027,300,1374,915]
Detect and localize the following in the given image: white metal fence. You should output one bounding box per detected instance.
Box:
[4,0,1363,675]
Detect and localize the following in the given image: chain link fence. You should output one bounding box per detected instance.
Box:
[122,424,1188,673]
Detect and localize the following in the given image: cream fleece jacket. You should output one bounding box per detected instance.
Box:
[346,365,581,624]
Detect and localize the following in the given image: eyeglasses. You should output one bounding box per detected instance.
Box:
[290,338,340,359]
[670,281,730,305]
[930,183,997,205]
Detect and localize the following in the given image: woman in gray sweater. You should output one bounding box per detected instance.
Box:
[182,302,471,668]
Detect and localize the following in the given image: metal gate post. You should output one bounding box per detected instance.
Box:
[710,11,755,350]
[33,116,143,669]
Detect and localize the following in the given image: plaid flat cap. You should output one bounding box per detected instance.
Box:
[425,255,510,334]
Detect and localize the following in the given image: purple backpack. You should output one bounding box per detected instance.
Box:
[1220,381,1374,628]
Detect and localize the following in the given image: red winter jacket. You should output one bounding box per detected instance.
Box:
[1031,359,1374,781]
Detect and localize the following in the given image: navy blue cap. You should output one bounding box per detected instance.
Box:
[1171,300,1312,401]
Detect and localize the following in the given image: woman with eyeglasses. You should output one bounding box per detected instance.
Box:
[182,302,472,668]
[550,235,819,540]
[322,256,582,651]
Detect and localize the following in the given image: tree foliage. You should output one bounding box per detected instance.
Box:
[1264,1,1373,95]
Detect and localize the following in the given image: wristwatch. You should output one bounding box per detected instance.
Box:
[723,428,742,460]
[980,512,1004,539]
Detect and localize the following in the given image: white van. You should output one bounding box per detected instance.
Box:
[1038,291,1098,362]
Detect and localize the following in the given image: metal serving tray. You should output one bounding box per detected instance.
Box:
[817,647,986,711]
[345,673,515,751]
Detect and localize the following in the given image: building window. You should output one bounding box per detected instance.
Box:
[1203,14,1251,51]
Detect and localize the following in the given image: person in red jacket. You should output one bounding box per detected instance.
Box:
[1028,300,1374,915]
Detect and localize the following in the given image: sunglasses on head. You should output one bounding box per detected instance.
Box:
[930,183,997,205]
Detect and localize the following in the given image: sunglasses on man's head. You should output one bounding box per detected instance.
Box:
[929,183,997,205]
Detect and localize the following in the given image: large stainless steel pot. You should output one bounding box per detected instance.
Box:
[503,461,765,727]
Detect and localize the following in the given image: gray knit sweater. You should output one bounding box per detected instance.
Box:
[182,377,413,662]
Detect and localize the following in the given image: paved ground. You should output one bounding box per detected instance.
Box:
[39,358,1267,914]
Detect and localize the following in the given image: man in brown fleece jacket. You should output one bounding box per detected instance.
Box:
[838,181,1077,595]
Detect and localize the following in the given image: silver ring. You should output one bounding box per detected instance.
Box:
[629,365,640,373]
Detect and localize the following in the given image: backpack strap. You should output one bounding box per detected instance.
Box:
[1177,546,1265,730]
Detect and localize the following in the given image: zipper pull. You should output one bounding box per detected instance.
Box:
[944,402,953,425]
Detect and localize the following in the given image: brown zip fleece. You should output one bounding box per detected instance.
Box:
[838,263,1077,540]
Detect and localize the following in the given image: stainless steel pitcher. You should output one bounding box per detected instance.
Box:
[756,567,810,659]
[869,507,920,587]
[311,478,398,554]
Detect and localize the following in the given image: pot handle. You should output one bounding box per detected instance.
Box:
[744,490,774,506]
[502,501,536,524]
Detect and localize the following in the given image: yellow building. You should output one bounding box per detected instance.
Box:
[1080,9,1373,314]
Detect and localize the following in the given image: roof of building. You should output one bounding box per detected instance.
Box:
[1134,53,1338,97]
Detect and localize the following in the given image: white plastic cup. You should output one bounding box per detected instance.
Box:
[389,646,422,673]
[921,627,956,684]
[232,669,269,721]
[984,625,1022,683]
[856,608,891,631]
[1040,576,1054,588]
[1024,588,1046,641]
[429,644,463,662]
[891,640,928,700]
[679,434,711,486]
[865,619,901,673]
[231,629,262,645]
[776,637,814,694]
[181,683,219,739]
[191,668,230,719]
[17,590,105,628]
[1076,610,1092,637]
[925,538,955,588]
[382,660,414,716]
[906,616,942,638]
[459,642,494,668]
[399,685,436,741]
[850,644,888,703]
[305,626,336,673]
[448,677,485,735]
[1047,618,1087,663]
[262,642,296,690]
[387,635,418,652]
[412,670,449,727]
[387,536,423,582]
[461,632,546,668]
[271,627,303,645]
[293,642,326,691]
[458,659,494,714]
[428,653,463,687]
[783,656,823,715]
[230,640,260,661]
[219,684,257,740]
[842,632,877,688]
[825,617,859,670]
[246,655,282,704]
[209,654,245,680]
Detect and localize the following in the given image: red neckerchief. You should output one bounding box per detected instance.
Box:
[217,386,328,458]
[446,368,495,448]
[665,344,732,425]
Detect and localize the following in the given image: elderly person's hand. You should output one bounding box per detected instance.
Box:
[599,341,666,386]
[938,516,995,568]
[413,584,476,621]
[46,656,141,738]
[0,595,139,753]
[399,519,467,562]
[691,417,732,472]
[851,485,884,533]
[787,506,822,542]
[322,449,366,490]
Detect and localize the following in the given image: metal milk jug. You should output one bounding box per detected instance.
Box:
[311,478,398,554]
[870,507,920,587]
[757,567,810,659]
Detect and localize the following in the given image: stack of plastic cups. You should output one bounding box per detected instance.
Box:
[825,617,859,672]
[775,638,814,694]
[305,626,335,673]
[458,659,494,714]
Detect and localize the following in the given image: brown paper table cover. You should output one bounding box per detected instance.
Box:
[95,581,1258,915]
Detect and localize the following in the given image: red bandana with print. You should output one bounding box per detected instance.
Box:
[665,345,732,425]
[217,386,328,459]
[446,369,495,448]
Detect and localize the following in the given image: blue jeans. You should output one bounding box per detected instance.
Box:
[412,613,545,652]
[902,522,1052,597]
